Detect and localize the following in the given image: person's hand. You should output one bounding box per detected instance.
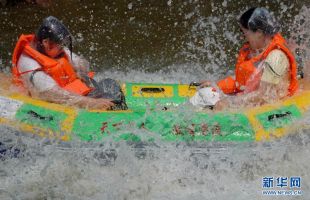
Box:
[213,98,228,111]
[199,80,212,88]
[88,98,115,110]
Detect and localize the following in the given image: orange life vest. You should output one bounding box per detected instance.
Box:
[12,34,92,95]
[217,33,298,96]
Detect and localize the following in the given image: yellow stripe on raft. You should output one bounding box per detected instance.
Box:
[245,91,310,141]
[178,85,197,97]
[0,117,70,141]
[9,94,77,141]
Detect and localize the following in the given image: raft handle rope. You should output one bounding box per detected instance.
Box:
[189,82,201,90]
[188,82,201,88]
[267,111,292,121]
[189,82,201,87]
[27,110,54,121]
[140,87,165,93]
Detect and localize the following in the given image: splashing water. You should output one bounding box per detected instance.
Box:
[1,121,310,199]
[1,2,310,200]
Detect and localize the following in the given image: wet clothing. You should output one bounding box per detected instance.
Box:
[189,87,220,108]
[17,53,57,92]
[12,34,127,110]
[217,33,298,96]
[12,34,91,95]
[17,50,90,93]
[261,49,289,84]
[85,77,128,110]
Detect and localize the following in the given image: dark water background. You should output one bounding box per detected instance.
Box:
[1,1,310,200]
[0,0,308,74]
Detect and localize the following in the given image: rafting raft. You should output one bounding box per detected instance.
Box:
[1,76,310,142]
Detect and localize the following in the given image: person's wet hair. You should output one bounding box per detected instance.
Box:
[35,16,73,57]
[239,7,256,29]
[239,7,280,36]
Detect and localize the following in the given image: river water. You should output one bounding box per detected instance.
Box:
[0,0,310,199]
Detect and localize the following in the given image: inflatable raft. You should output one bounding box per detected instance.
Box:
[1,74,309,142]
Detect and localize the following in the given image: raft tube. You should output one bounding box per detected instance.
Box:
[1,81,310,142]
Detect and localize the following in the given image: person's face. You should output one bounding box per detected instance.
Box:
[240,27,264,49]
[42,39,63,58]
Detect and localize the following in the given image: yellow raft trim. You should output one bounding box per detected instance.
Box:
[0,117,70,141]
[245,91,310,141]
[9,94,77,141]
[178,84,197,97]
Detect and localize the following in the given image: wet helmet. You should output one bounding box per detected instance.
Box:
[36,16,73,51]
[239,7,280,36]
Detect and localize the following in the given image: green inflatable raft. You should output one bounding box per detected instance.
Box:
[1,81,309,142]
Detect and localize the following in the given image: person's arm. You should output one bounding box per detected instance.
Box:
[214,81,277,110]
[36,86,114,110]
[27,73,114,110]
[17,54,114,110]
[233,81,277,105]
[27,71,114,110]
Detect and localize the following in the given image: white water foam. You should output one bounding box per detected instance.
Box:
[0,124,309,200]
[1,4,310,200]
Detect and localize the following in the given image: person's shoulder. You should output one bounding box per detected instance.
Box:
[18,53,41,72]
[261,49,289,84]
[265,49,289,71]
[267,49,288,59]
[63,48,78,62]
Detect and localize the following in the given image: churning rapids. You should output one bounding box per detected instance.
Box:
[1,1,310,199]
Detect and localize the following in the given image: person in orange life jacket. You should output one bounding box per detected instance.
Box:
[193,7,298,109]
[12,16,126,110]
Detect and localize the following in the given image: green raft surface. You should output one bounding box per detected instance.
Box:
[5,82,306,143]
